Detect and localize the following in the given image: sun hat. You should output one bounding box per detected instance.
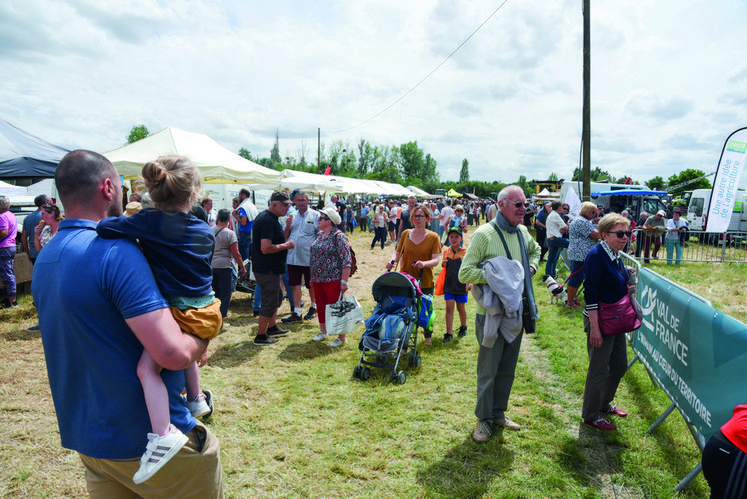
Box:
[320,206,341,225]
[657,210,666,216]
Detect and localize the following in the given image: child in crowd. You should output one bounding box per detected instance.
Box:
[97,156,221,484]
[440,226,471,342]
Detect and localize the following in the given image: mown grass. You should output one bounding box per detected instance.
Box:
[2,226,743,498]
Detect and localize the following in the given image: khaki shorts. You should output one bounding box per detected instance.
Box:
[171,300,223,340]
[79,421,223,498]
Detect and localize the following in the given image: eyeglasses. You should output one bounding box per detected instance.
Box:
[413,215,427,219]
[511,201,531,208]
[319,216,329,221]
[609,231,632,238]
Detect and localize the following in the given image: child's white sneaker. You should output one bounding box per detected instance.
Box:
[133,424,188,484]
[186,393,210,418]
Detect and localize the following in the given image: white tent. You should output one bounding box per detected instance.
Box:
[104,127,282,185]
[280,170,346,193]
[407,185,436,198]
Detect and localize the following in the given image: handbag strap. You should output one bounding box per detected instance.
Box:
[490,221,513,260]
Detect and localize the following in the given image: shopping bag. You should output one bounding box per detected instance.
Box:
[434,268,446,296]
[325,294,365,336]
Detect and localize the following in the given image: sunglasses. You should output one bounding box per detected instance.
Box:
[609,231,632,238]
[510,201,531,208]
[319,216,330,221]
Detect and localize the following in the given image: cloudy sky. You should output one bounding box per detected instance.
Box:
[2,0,746,185]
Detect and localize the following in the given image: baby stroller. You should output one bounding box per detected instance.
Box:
[353,271,423,385]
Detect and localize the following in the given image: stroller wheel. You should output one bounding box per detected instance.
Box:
[389,370,398,383]
[360,367,371,381]
[397,371,407,384]
[408,354,422,368]
[353,365,362,379]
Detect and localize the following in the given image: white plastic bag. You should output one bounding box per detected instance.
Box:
[325,295,365,336]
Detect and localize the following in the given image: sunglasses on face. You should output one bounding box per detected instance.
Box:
[609,231,632,238]
[510,201,531,208]
[319,216,329,221]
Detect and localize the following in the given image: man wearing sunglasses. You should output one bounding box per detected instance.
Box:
[459,185,540,443]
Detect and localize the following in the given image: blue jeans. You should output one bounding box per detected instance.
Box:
[665,239,682,265]
[282,272,293,310]
[545,237,569,277]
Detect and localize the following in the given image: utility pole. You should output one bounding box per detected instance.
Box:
[582,0,591,201]
[317,128,321,173]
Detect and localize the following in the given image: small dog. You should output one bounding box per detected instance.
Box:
[542,275,568,305]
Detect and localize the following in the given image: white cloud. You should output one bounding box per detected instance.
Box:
[1,0,746,187]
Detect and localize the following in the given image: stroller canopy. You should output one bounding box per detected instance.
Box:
[372,272,419,303]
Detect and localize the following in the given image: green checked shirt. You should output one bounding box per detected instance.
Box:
[459,222,541,315]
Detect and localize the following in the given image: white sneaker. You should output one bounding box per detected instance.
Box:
[312,332,329,342]
[186,393,210,418]
[328,337,346,348]
[133,425,188,484]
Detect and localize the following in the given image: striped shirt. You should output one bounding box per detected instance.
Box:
[459,222,541,315]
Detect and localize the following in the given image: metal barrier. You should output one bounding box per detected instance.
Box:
[633,228,747,264]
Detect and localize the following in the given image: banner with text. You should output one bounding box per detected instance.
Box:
[632,268,747,441]
[706,127,747,233]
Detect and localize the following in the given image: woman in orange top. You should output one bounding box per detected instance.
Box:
[386,204,441,345]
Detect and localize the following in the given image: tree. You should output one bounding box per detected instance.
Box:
[459,159,469,183]
[666,169,712,195]
[270,129,281,169]
[548,172,559,181]
[646,176,665,190]
[127,125,149,144]
[238,148,254,161]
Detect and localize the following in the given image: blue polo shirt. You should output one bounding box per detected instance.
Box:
[32,219,195,459]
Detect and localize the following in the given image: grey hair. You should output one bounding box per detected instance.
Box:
[0,196,9,210]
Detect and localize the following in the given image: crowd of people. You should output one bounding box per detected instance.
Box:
[3,161,733,497]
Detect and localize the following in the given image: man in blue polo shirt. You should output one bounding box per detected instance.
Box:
[32,150,223,496]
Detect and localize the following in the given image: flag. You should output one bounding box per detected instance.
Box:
[705,128,747,233]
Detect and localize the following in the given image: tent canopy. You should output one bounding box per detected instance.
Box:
[406,185,436,198]
[446,188,461,197]
[279,170,413,196]
[0,119,70,179]
[104,127,282,185]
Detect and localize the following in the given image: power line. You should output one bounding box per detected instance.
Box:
[330,0,512,134]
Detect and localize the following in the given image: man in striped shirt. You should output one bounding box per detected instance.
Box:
[459,185,541,443]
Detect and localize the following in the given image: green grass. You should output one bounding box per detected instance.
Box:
[3,227,744,497]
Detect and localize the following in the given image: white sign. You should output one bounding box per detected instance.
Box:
[706,128,747,233]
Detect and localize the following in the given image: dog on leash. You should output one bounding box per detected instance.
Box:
[542,275,568,305]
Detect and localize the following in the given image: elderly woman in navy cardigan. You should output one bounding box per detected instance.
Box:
[581,213,633,431]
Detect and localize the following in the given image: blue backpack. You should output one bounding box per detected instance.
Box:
[417,293,435,330]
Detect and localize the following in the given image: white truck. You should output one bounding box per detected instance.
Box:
[687,188,747,232]
[559,181,669,220]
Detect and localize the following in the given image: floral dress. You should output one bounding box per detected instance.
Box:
[310,228,352,283]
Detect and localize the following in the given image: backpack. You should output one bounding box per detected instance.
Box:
[349,247,358,276]
[417,293,435,330]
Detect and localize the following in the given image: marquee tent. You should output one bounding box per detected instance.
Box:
[104,127,282,185]
[446,188,461,197]
[0,119,69,180]
[406,185,436,198]
[279,170,413,196]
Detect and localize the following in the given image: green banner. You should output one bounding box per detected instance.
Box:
[632,268,747,441]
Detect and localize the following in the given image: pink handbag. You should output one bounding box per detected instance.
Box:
[598,294,641,336]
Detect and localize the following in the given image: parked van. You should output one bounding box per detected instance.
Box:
[687,188,747,232]
[559,181,668,220]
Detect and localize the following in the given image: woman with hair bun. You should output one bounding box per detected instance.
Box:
[97,156,220,484]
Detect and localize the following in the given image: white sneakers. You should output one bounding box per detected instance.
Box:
[312,332,329,342]
[133,424,188,484]
[328,337,346,348]
[186,393,210,418]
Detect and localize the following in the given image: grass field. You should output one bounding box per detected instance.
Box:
[2,225,744,498]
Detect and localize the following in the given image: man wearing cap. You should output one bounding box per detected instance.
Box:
[665,208,687,265]
[251,191,295,345]
[281,191,319,324]
[643,210,666,262]
[544,201,569,279]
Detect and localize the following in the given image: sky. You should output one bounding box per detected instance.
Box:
[1,0,746,186]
